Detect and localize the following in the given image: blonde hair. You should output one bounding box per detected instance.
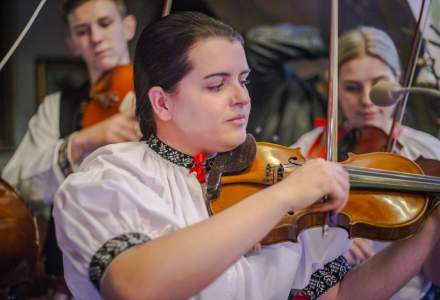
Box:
[338,26,401,76]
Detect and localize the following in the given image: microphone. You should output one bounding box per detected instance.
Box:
[370,81,440,107]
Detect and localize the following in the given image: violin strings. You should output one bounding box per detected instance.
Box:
[346,166,440,193]
[268,162,440,193]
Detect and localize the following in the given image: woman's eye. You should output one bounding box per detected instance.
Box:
[240,79,250,87]
[343,84,361,93]
[207,83,224,92]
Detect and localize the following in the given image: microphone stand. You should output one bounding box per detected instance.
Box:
[387,0,431,152]
[397,86,440,98]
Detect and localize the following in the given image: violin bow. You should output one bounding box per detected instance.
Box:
[323,0,339,235]
[386,0,431,152]
[326,0,339,163]
[0,0,47,72]
[161,0,173,17]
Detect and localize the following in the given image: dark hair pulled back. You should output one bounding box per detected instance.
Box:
[134,11,243,139]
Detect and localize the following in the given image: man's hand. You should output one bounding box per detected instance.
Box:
[70,111,142,163]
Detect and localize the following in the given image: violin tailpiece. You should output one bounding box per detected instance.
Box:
[209,133,256,175]
[206,134,257,200]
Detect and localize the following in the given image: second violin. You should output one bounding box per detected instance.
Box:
[82,64,134,128]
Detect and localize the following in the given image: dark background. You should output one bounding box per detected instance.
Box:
[0,0,436,168]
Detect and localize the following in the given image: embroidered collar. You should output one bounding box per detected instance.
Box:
[146,134,214,170]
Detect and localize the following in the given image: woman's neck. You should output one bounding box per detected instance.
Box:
[156,127,204,157]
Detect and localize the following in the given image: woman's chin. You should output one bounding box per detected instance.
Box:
[212,132,247,153]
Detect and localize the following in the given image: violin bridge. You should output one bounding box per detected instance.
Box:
[264,164,274,184]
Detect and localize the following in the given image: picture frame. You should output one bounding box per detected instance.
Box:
[0,66,13,150]
[35,57,88,104]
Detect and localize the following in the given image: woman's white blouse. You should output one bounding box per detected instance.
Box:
[54,141,351,300]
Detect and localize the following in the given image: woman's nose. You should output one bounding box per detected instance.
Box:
[232,84,250,106]
[361,87,374,106]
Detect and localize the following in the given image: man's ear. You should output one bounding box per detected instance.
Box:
[148,86,172,121]
[64,36,80,56]
[123,14,137,41]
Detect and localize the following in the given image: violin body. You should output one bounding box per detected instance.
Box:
[308,125,402,161]
[82,64,134,128]
[340,125,440,177]
[0,178,38,288]
[209,143,432,245]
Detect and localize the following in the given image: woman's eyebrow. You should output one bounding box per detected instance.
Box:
[203,69,251,80]
[203,72,228,80]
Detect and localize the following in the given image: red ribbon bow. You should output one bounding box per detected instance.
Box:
[190,152,207,184]
[291,295,310,300]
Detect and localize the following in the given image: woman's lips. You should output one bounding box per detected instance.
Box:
[227,115,247,126]
[358,111,378,120]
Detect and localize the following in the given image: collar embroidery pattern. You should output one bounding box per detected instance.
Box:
[145,134,215,170]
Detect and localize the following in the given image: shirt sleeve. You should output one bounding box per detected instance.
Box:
[1,92,67,209]
[400,126,440,160]
[208,228,351,300]
[53,153,180,299]
[290,128,323,156]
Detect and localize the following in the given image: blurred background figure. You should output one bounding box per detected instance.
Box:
[292,26,440,300]
[1,0,141,298]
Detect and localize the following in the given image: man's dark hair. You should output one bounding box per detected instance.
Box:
[134,11,244,139]
[61,0,128,24]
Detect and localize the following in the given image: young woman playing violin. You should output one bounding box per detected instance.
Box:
[54,14,440,300]
[293,26,440,300]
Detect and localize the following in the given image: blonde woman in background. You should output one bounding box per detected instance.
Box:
[293,26,440,300]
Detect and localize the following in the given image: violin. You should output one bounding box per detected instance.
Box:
[0,177,38,288]
[82,64,134,128]
[81,0,173,129]
[208,141,440,245]
[82,0,173,128]
[339,125,440,177]
[306,124,440,178]
[340,126,401,158]
[304,125,394,161]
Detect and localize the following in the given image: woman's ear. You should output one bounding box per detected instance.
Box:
[148,86,172,121]
[123,14,137,41]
